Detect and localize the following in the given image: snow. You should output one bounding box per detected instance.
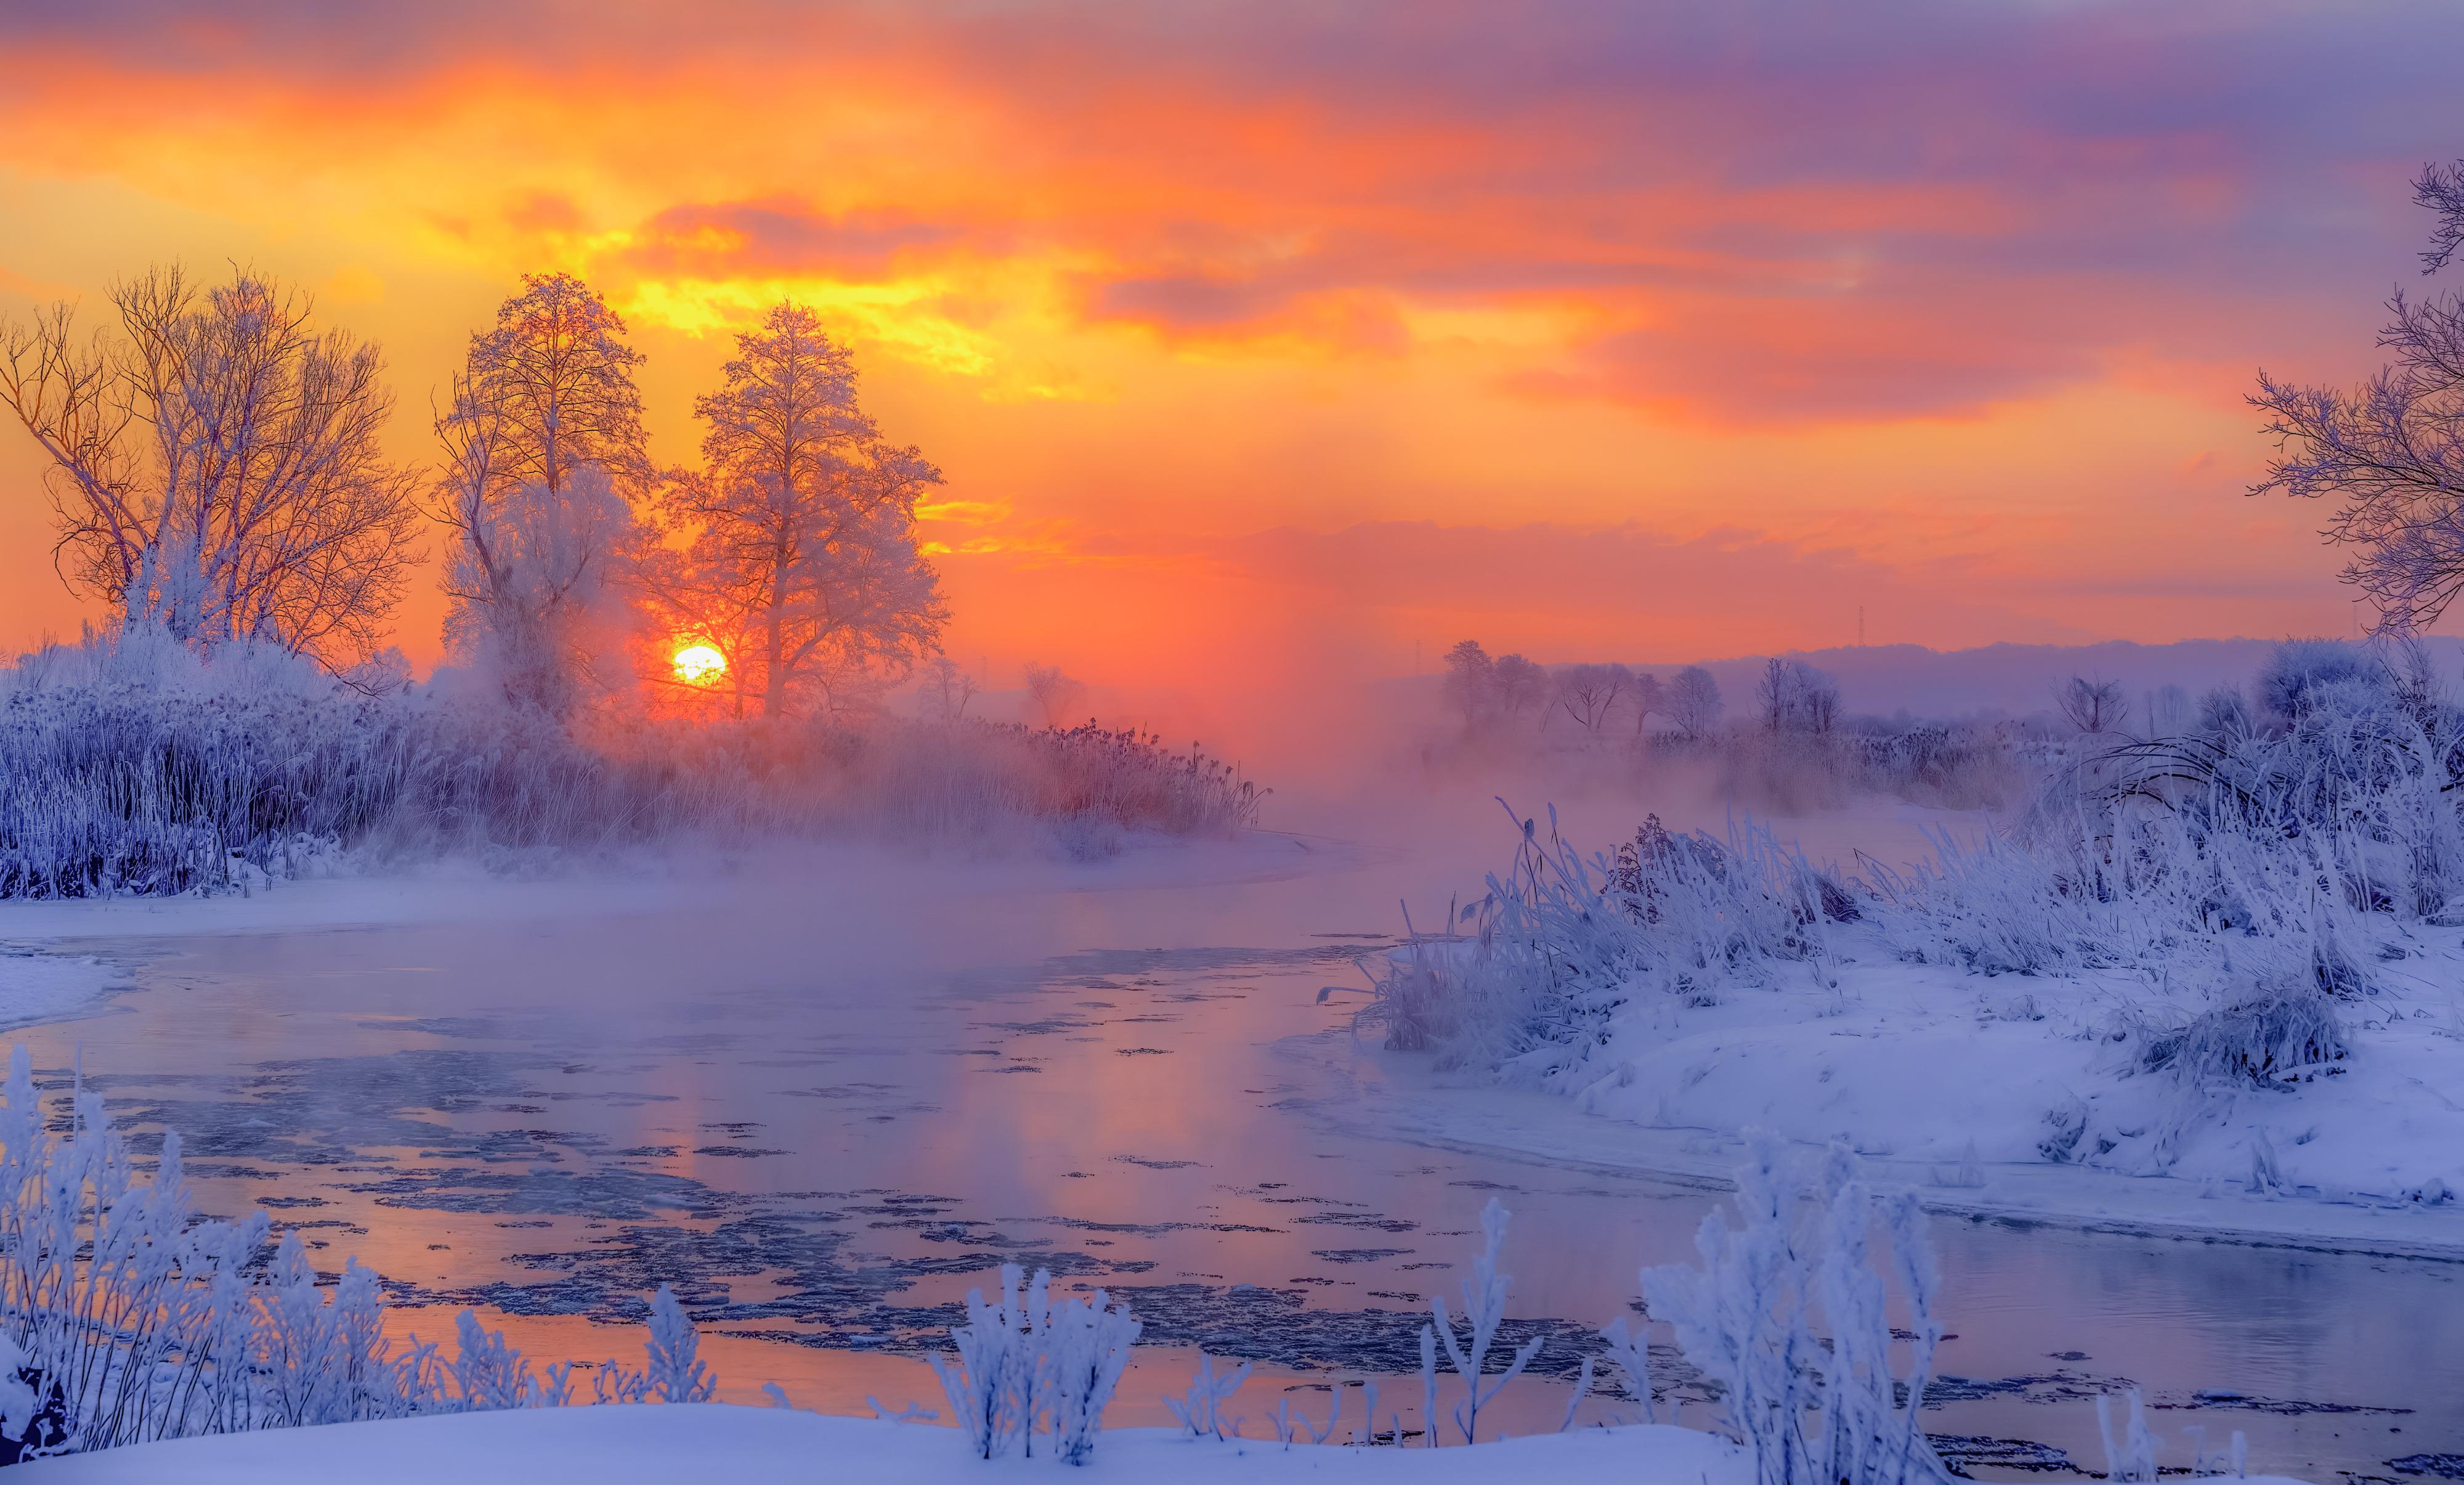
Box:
[0,1406,1751,1484]
[5,1403,2328,1484]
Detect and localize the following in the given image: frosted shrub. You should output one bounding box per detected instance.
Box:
[1640,1136,1947,1485]
[1364,804,1844,1080]
[1162,1351,1249,1441]
[2095,1389,2161,1483]
[2136,991,2348,1088]
[930,1263,1141,1462]
[643,1284,716,1404]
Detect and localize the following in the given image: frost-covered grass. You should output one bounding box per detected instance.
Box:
[0,627,1264,897]
[1373,641,2464,1214]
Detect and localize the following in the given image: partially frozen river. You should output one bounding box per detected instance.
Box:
[8,812,2460,1481]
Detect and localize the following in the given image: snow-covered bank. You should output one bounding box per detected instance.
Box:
[0,1406,1730,1484]
[1329,953,2464,1261]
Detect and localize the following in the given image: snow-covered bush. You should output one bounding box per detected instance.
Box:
[928,1263,1141,1462]
[1640,1136,1947,1485]
[0,1044,715,1459]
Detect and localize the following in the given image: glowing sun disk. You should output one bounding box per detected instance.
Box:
[672,643,727,686]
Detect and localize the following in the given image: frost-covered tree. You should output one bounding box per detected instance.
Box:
[648,303,944,718]
[0,266,421,672]
[434,273,652,714]
[1668,664,1724,739]
[2253,162,2464,633]
[1441,640,1496,731]
[1493,653,1549,723]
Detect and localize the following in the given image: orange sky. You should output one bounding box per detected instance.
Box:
[2,1,2456,693]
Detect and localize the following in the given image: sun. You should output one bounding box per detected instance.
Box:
[671,643,727,686]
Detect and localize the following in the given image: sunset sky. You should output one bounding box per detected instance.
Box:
[2,1,2459,695]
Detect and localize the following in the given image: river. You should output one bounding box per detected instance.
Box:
[9,812,2459,1480]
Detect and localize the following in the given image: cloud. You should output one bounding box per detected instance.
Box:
[619,199,964,280]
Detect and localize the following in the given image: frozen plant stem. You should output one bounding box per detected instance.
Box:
[1429,1197,1544,1445]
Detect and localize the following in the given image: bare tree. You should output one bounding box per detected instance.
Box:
[1023,662,1087,728]
[1757,657,1841,733]
[2056,675,2128,734]
[0,265,421,671]
[1629,670,1666,739]
[435,274,650,713]
[2252,161,2464,632]
[649,303,944,717]
[1667,665,1723,739]
[923,654,980,722]
[1554,662,1630,738]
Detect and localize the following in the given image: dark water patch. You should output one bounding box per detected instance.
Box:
[1930,1434,2079,1476]
[344,1166,727,1221]
[1037,1216,1279,1237]
[1311,1248,1411,1264]
[1924,1370,2120,1407]
[1295,1212,1416,1233]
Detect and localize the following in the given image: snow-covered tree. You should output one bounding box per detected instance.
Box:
[2253,161,2464,632]
[0,266,422,673]
[647,302,944,718]
[433,274,652,714]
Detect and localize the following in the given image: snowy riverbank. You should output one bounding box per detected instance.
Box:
[1341,914,2464,1261]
